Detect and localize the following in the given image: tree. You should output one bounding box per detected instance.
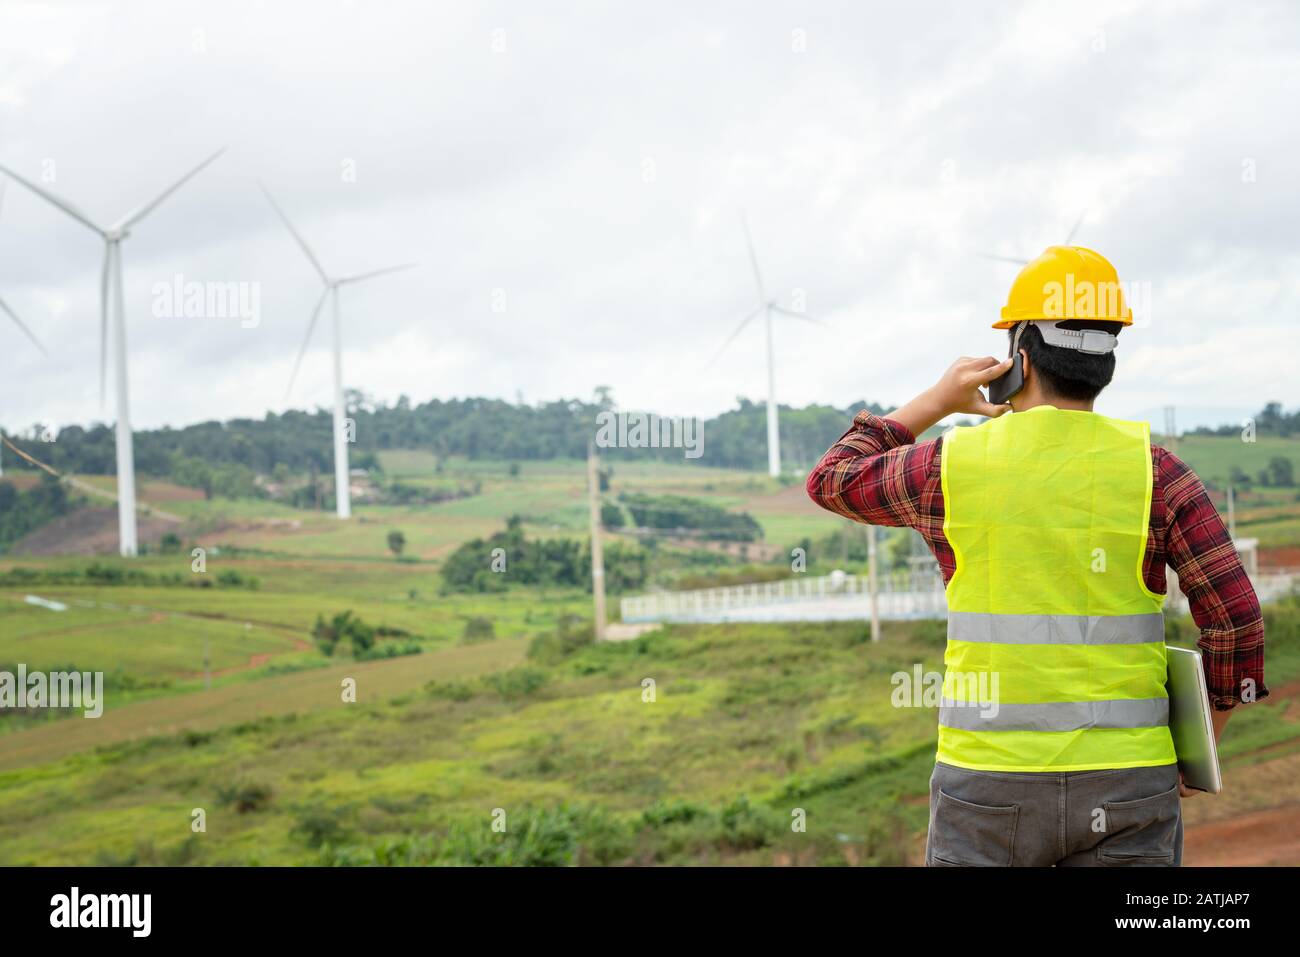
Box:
[387,530,407,558]
[312,610,375,657]
[601,502,625,529]
[1266,456,1295,488]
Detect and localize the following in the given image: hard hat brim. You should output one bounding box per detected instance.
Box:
[992,315,1134,330]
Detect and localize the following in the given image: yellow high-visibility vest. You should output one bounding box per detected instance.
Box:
[938,405,1175,772]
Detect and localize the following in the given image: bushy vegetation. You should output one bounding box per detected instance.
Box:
[0,474,80,551]
[0,561,258,589]
[169,452,260,500]
[618,493,763,542]
[312,610,422,660]
[440,516,648,593]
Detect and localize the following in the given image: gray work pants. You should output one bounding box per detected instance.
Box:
[925,761,1182,867]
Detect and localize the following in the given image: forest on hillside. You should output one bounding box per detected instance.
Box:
[3,395,1294,482]
[0,392,892,477]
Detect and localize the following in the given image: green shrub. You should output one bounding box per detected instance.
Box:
[461,616,496,643]
[481,667,548,700]
[216,779,273,814]
[717,796,783,850]
[290,802,354,848]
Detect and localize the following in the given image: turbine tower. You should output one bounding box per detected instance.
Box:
[711,214,822,477]
[262,185,414,520]
[0,150,225,555]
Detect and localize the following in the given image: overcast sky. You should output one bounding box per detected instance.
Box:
[1,0,1298,438]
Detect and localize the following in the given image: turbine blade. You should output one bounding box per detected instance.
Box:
[740,212,767,302]
[707,305,764,367]
[0,161,104,235]
[99,244,111,407]
[260,183,330,284]
[337,262,417,285]
[113,147,226,231]
[976,250,1031,266]
[286,287,331,398]
[1064,210,1087,246]
[771,304,828,326]
[0,293,48,356]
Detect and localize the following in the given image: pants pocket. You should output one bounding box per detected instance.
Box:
[927,789,1019,867]
[1097,783,1180,866]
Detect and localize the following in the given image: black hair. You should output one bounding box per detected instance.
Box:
[1012,319,1123,402]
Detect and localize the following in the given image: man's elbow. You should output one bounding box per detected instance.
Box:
[805,462,832,510]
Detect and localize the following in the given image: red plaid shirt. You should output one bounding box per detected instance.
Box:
[806,410,1267,710]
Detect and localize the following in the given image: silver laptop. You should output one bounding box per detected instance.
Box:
[1166,645,1222,794]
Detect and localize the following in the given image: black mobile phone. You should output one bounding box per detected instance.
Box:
[987,353,1024,406]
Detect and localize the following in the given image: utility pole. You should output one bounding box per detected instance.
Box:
[867,524,881,642]
[1163,406,1178,454]
[587,441,607,641]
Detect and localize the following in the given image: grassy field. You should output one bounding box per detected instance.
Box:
[1,437,1299,866]
[1,601,1296,867]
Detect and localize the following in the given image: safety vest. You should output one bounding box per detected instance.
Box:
[937,405,1175,772]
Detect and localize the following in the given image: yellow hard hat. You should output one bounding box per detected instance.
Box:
[994,245,1133,329]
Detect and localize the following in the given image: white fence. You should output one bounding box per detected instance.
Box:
[620,571,948,624]
[621,568,1300,626]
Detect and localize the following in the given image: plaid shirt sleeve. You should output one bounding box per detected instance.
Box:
[807,412,1267,710]
[1154,447,1267,710]
[804,411,955,578]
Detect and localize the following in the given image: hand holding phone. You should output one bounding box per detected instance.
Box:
[987,352,1024,406]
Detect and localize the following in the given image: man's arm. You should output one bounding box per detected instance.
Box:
[805,355,1012,530]
[1161,449,1267,716]
[805,410,932,528]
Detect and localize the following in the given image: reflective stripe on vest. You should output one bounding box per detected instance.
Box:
[937,406,1175,773]
[938,697,1169,732]
[948,611,1165,645]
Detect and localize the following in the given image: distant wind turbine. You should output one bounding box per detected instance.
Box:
[711,214,824,477]
[977,211,1088,267]
[261,185,415,520]
[0,149,225,556]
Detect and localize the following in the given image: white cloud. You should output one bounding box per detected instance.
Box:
[0,0,1297,440]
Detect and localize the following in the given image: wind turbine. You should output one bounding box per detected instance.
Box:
[0,178,49,361]
[0,149,225,556]
[711,214,823,477]
[261,185,415,520]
